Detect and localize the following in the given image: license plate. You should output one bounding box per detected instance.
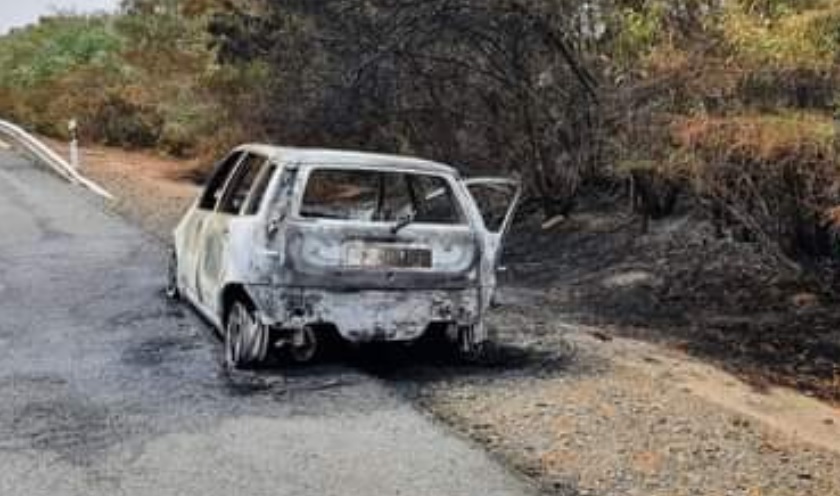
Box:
[343,243,432,269]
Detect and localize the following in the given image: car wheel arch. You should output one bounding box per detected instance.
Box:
[220,284,257,328]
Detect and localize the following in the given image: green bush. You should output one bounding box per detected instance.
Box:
[610,2,667,67]
[724,5,840,70]
[0,2,230,154]
[157,88,219,157]
[0,15,122,89]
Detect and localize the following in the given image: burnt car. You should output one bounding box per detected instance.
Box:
[167,145,521,368]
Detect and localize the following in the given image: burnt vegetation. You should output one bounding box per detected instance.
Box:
[203,0,840,270]
[207,0,603,219]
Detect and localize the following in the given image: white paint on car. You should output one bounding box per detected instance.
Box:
[170,145,521,365]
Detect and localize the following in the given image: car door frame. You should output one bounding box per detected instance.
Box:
[195,152,271,318]
[463,177,522,270]
[461,177,522,344]
[177,150,246,305]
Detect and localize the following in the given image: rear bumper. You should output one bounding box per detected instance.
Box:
[247,285,480,342]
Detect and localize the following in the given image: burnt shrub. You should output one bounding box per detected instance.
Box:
[672,114,840,265]
[91,94,163,149]
[737,68,835,111]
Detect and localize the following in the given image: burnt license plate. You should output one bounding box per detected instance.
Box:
[343,243,433,269]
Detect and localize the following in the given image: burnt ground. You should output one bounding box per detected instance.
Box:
[504,196,840,404]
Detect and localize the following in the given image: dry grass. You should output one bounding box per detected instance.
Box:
[723,5,840,71]
[668,112,840,256]
[671,112,837,165]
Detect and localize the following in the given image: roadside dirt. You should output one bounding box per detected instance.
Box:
[44,138,200,240]
[381,301,840,495]
[46,142,840,495]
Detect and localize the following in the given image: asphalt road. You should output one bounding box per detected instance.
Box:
[0,149,533,496]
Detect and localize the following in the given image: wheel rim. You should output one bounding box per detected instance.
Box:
[241,313,262,362]
[254,318,269,362]
[225,302,266,369]
[290,326,318,364]
[225,304,245,368]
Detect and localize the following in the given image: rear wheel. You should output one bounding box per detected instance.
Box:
[289,326,319,364]
[225,300,268,369]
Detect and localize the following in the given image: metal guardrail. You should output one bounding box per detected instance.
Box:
[0,119,114,200]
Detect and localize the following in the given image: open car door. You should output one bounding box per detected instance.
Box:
[462,177,522,347]
[464,177,522,269]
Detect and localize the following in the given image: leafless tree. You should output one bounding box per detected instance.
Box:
[210,0,603,218]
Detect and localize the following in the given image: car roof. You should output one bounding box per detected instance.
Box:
[235,144,459,176]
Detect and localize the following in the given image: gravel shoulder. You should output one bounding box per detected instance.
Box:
[394,291,840,495]
[47,142,840,495]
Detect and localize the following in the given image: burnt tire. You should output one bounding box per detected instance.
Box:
[289,326,319,365]
[224,300,268,370]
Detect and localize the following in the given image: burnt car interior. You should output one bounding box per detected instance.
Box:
[301,169,463,226]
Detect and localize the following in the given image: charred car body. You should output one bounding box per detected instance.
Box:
[168,145,520,368]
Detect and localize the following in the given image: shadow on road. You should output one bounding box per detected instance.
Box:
[347,338,578,383]
[209,334,582,401]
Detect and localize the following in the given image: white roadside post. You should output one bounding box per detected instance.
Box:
[0,118,113,199]
[68,118,79,170]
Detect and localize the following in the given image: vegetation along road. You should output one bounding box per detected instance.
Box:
[5,0,840,493]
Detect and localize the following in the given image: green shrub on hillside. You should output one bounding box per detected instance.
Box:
[0,16,122,89]
[0,4,226,155]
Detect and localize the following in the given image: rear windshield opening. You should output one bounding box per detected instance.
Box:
[300,169,463,225]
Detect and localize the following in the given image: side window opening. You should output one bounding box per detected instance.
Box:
[198,151,244,211]
[467,181,519,232]
[300,168,462,225]
[242,164,277,216]
[218,153,267,215]
[270,165,298,212]
[410,175,462,224]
